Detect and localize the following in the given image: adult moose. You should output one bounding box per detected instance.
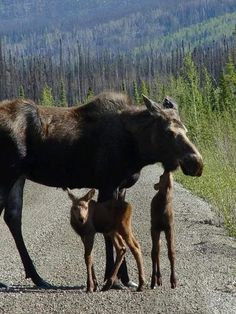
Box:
[0,92,203,288]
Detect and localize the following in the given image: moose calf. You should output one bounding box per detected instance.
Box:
[150,171,177,289]
[67,189,145,292]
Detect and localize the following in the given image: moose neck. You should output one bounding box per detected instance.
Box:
[122,109,161,167]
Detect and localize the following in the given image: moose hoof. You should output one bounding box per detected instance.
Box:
[0,282,8,289]
[123,280,138,289]
[35,278,54,289]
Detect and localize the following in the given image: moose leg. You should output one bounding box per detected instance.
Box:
[4,177,52,288]
[151,229,162,289]
[0,189,7,288]
[165,228,177,289]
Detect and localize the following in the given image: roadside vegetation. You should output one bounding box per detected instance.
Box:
[164,55,236,237]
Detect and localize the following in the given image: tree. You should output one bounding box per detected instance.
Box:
[219,57,236,112]
[132,81,140,104]
[41,85,54,106]
[18,85,25,99]
[140,80,149,97]
[59,80,67,107]
[85,87,94,102]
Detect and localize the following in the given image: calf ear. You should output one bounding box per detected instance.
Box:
[84,189,96,201]
[142,94,163,115]
[67,188,77,203]
[162,96,178,110]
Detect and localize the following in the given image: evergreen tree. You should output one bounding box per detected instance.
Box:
[132,81,140,104]
[18,85,25,99]
[140,80,149,97]
[121,80,127,93]
[59,80,67,107]
[219,57,236,112]
[85,87,94,102]
[41,85,54,106]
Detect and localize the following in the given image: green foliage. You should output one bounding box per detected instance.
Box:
[140,80,149,97]
[168,56,236,237]
[85,87,94,102]
[59,80,67,107]
[41,85,54,106]
[132,81,140,104]
[218,57,236,112]
[18,85,25,99]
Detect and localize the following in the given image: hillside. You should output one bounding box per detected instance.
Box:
[1,0,236,56]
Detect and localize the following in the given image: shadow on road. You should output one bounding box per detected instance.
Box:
[0,284,85,294]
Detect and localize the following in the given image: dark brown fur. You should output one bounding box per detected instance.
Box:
[150,171,176,289]
[0,92,203,288]
[67,189,145,292]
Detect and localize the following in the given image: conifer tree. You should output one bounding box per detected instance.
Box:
[59,80,67,107]
[140,80,149,97]
[41,84,54,106]
[18,85,25,99]
[133,81,140,104]
[219,57,236,112]
[85,87,94,102]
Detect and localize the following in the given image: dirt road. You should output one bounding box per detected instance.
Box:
[0,165,235,314]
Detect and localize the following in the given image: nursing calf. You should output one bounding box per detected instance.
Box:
[67,189,145,292]
[150,171,176,289]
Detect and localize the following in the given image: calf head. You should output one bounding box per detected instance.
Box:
[154,171,173,192]
[67,189,96,225]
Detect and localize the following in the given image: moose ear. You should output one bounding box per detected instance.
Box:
[67,188,77,203]
[84,189,96,202]
[142,94,163,115]
[162,96,178,110]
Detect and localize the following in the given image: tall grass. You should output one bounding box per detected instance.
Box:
[176,112,236,237]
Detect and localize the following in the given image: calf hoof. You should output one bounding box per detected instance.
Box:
[86,287,94,293]
[171,279,177,289]
[136,283,144,292]
[157,276,162,286]
[101,278,113,291]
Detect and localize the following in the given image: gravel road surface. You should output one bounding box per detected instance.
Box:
[0,165,235,314]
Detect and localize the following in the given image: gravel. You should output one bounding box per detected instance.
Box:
[0,165,235,314]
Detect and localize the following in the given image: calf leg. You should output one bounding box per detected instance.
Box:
[4,177,52,288]
[151,229,162,289]
[102,233,126,291]
[82,235,97,293]
[165,228,177,288]
[123,233,145,291]
[98,188,130,287]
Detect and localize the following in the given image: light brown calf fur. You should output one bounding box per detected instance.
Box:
[150,171,177,289]
[67,189,145,292]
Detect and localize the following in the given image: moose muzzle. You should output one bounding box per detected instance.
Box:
[179,153,203,177]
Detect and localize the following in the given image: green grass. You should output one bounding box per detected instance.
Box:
[176,144,236,238]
